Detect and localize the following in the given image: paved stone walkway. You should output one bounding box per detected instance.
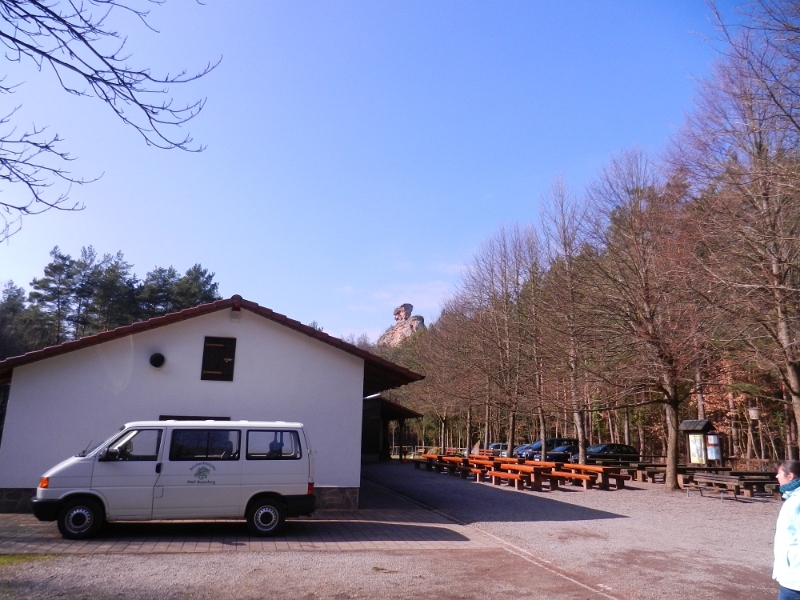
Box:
[0,481,498,555]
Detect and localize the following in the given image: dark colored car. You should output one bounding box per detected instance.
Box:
[537,444,578,462]
[522,438,579,460]
[572,443,639,463]
[512,443,536,458]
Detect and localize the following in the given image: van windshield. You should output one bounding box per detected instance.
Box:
[76,429,123,457]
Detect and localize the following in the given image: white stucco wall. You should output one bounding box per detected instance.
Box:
[0,309,364,489]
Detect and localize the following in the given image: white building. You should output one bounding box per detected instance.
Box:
[0,295,422,511]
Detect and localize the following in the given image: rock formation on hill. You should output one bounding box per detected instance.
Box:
[376,303,425,348]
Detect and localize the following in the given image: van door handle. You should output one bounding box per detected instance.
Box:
[155,463,162,473]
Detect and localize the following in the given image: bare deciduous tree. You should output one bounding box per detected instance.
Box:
[0,0,217,240]
[586,149,709,490]
[542,177,592,462]
[674,49,800,436]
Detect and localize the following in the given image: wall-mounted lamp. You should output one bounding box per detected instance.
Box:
[231,294,242,321]
[149,353,166,368]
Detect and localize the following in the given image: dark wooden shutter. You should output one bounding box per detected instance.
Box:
[201,337,236,381]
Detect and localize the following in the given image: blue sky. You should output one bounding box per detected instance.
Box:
[2,1,733,341]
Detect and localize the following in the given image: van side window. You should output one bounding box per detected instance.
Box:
[169,429,240,461]
[246,430,302,460]
[109,429,162,461]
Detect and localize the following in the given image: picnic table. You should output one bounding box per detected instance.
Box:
[611,463,666,483]
[676,466,731,489]
[410,453,636,494]
[411,454,455,473]
[688,472,778,499]
[412,454,507,482]
[562,464,631,490]
[499,463,561,491]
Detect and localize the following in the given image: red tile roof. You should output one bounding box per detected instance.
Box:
[0,295,424,395]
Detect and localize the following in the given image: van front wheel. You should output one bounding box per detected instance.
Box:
[247,499,285,536]
[57,497,104,540]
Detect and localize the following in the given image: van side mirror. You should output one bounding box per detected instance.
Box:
[99,448,120,461]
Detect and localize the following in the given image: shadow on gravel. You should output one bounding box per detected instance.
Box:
[362,462,626,524]
[98,519,470,543]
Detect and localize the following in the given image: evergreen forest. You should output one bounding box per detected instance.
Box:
[1,246,220,360]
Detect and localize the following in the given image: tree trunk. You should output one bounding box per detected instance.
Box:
[624,406,630,446]
[569,358,586,463]
[728,392,741,457]
[638,422,645,458]
[695,361,706,420]
[484,402,490,449]
[784,385,799,459]
[507,410,516,457]
[466,405,473,454]
[786,364,800,455]
[663,390,680,491]
[538,403,546,460]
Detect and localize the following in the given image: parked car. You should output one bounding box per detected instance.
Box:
[571,443,638,463]
[521,438,579,460]
[534,443,578,462]
[512,443,537,458]
[512,444,529,456]
[487,442,508,457]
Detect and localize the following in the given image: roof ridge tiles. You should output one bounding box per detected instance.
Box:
[0,295,424,395]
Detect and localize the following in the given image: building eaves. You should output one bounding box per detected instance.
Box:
[0,295,424,395]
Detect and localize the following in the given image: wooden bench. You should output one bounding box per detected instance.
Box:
[440,456,478,479]
[411,457,436,471]
[470,467,488,482]
[551,470,596,490]
[564,464,631,490]
[467,459,499,483]
[501,463,560,491]
[413,454,454,474]
[637,467,666,483]
[731,473,778,498]
[487,469,529,490]
[767,483,782,500]
[691,473,741,498]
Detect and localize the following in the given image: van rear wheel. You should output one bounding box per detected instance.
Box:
[57,497,104,540]
[247,499,285,536]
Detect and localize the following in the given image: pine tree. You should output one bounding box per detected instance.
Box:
[28,247,75,345]
[0,282,27,360]
[173,264,221,310]
[138,266,180,319]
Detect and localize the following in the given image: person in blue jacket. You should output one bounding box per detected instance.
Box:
[775,460,800,599]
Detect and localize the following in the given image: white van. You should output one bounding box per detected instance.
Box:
[30,420,315,539]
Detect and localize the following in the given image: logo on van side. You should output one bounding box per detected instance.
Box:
[188,462,216,485]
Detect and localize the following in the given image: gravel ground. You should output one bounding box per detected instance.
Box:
[362,462,778,599]
[0,551,608,600]
[0,463,780,599]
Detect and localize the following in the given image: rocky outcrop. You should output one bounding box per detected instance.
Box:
[377,303,425,348]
